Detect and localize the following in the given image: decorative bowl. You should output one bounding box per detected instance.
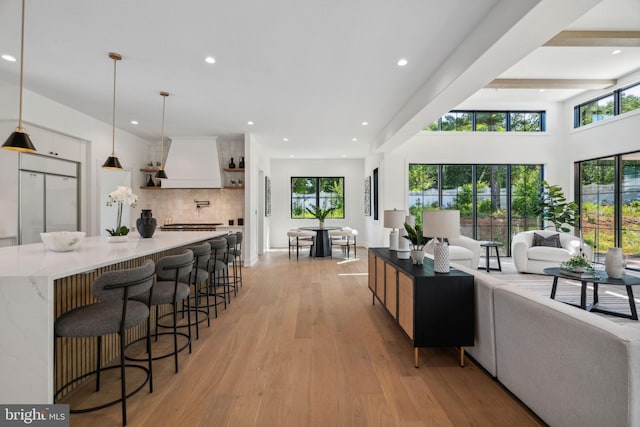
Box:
[40,231,86,252]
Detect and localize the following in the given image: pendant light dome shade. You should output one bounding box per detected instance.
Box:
[3,129,36,152]
[102,52,123,170]
[155,91,169,179]
[2,0,37,153]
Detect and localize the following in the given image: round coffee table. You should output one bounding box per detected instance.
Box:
[544,267,640,320]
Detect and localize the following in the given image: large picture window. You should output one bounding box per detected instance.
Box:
[409,163,543,254]
[291,177,345,219]
[577,151,640,270]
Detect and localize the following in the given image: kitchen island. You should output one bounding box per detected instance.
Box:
[0,230,227,404]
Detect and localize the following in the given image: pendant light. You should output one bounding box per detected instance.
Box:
[155,91,169,179]
[102,52,123,170]
[2,0,36,153]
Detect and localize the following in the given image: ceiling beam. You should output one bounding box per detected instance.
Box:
[544,31,640,47]
[487,78,616,90]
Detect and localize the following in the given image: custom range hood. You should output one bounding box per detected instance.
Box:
[162,136,222,188]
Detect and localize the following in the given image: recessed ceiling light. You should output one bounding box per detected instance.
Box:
[289,154,294,158]
[361,121,368,126]
[352,138,358,142]
[1,54,16,62]
[612,49,622,55]
[130,120,138,125]
[397,58,408,67]
[205,56,216,64]
[342,154,347,158]
[539,89,545,93]
[283,138,289,142]
[247,121,254,126]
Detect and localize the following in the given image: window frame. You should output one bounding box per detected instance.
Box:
[427,110,546,132]
[290,176,345,219]
[574,81,640,128]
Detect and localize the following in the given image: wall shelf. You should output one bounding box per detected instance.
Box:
[140,168,160,172]
[224,168,245,172]
[224,186,245,190]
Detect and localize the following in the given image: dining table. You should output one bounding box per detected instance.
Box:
[299,226,340,257]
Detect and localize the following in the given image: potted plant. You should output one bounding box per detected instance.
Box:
[105,186,138,241]
[305,205,335,228]
[403,222,428,265]
[560,252,598,278]
[534,180,579,232]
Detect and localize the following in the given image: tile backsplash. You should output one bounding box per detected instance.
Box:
[138,188,244,225]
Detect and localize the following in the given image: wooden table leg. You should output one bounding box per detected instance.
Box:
[414,348,419,368]
[460,347,465,367]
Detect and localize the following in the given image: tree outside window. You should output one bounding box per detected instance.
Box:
[291,177,344,219]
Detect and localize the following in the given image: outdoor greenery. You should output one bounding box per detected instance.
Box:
[424,110,544,132]
[577,88,640,127]
[291,177,344,219]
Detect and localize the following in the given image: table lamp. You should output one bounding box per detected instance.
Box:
[384,209,406,251]
[423,210,460,273]
[397,214,414,259]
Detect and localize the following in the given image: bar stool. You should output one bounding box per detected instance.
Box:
[54,259,155,426]
[129,249,193,374]
[229,232,243,288]
[178,242,211,339]
[203,237,229,315]
[223,233,239,302]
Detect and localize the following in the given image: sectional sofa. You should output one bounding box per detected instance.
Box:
[451,262,640,427]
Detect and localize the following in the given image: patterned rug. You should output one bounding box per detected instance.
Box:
[480,256,640,327]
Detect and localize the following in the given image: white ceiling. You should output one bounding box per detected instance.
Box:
[0,0,638,159]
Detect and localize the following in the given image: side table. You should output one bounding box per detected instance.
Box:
[479,241,503,272]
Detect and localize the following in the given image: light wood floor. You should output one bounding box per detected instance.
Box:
[63,249,546,427]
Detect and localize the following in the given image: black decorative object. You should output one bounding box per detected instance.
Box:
[146,174,155,187]
[239,156,245,169]
[229,157,236,168]
[136,209,157,238]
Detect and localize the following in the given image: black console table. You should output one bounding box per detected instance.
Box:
[368,248,475,367]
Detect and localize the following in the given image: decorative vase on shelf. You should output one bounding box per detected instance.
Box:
[605,247,625,279]
[229,158,236,168]
[146,174,155,187]
[239,156,245,169]
[136,209,157,238]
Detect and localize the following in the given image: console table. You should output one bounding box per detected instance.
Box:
[368,248,474,367]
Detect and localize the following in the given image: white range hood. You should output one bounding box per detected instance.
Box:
[162,136,222,188]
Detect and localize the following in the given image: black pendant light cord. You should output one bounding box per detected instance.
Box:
[17,0,26,132]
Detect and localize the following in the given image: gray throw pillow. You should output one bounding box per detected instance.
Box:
[533,232,561,248]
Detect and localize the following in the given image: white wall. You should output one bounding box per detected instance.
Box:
[0,86,150,237]
[269,158,365,248]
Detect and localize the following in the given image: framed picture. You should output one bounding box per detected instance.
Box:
[364,176,371,216]
[265,176,272,217]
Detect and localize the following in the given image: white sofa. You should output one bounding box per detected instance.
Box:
[449,262,640,427]
[424,235,481,269]
[512,229,593,274]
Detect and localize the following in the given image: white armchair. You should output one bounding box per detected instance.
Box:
[424,235,481,269]
[512,229,593,274]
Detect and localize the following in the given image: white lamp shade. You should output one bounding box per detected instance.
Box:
[422,210,460,239]
[384,209,406,229]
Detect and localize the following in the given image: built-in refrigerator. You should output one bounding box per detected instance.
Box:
[19,154,79,244]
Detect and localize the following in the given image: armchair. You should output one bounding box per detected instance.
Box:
[512,229,593,274]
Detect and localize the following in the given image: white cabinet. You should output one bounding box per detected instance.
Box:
[27,127,82,162]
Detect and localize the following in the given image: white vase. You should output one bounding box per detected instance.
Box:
[318,221,325,229]
[605,247,625,279]
[410,249,425,265]
[107,235,128,243]
[433,240,450,273]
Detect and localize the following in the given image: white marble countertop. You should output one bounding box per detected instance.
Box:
[0,230,226,280]
[0,229,227,404]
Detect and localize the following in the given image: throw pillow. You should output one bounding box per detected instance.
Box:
[532,232,562,248]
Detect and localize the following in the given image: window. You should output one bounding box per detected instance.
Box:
[574,81,640,128]
[425,110,545,132]
[408,163,543,255]
[291,177,344,219]
[578,152,640,270]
